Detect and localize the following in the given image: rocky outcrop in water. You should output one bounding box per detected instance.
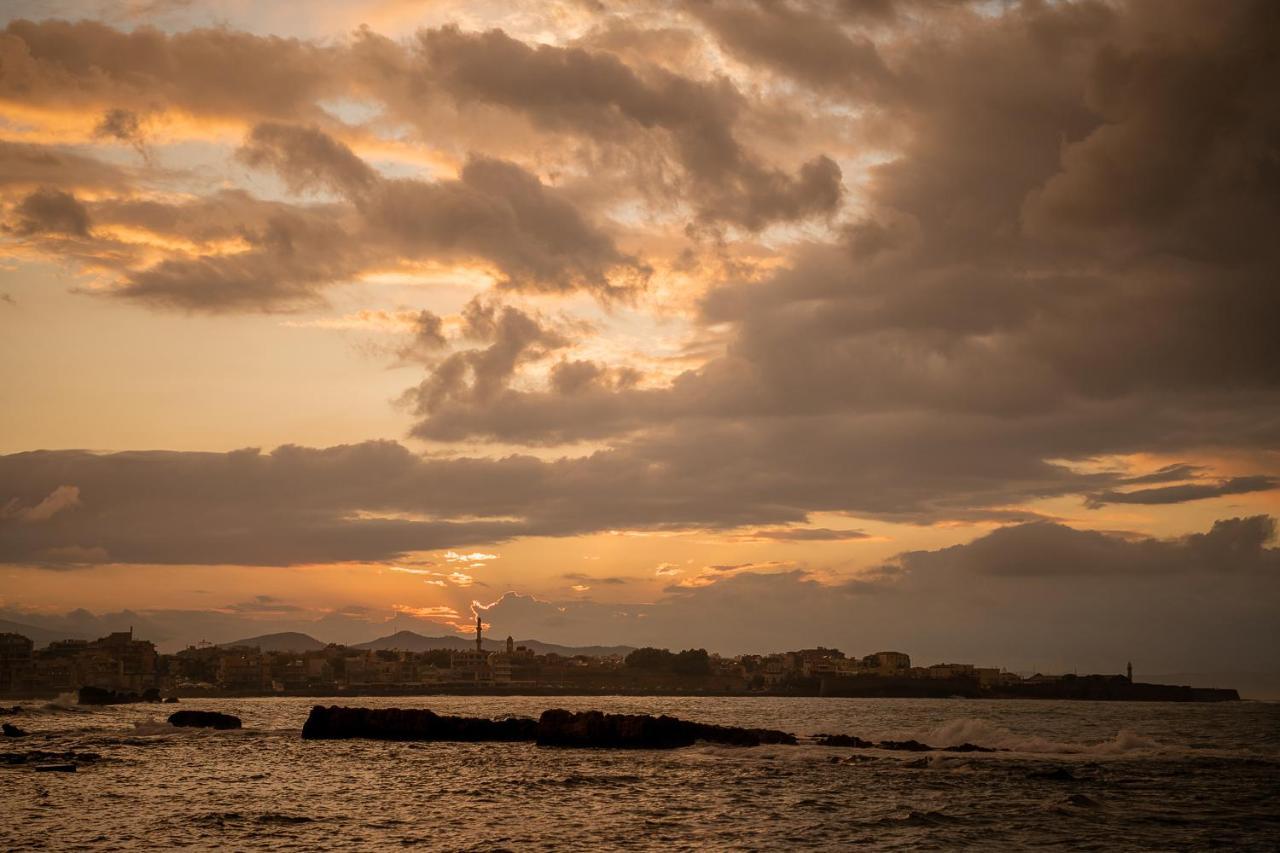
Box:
[813,734,999,752]
[168,710,242,730]
[77,686,162,705]
[302,706,537,741]
[813,734,874,748]
[3,749,99,766]
[297,706,1006,752]
[2,723,27,737]
[536,709,797,748]
[299,706,796,748]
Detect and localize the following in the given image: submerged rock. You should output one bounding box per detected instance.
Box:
[162,697,180,704]
[1031,767,1077,781]
[34,763,76,773]
[813,734,874,748]
[536,709,797,749]
[168,710,242,730]
[301,706,536,741]
[2,723,27,738]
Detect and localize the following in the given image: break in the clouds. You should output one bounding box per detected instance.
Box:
[1,0,1278,666]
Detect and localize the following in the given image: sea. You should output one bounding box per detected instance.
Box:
[3,695,1278,851]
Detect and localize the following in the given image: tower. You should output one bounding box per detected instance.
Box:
[506,635,514,655]
[1127,661,1133,682]
[475,613,483,653]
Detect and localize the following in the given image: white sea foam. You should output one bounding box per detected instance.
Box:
[916,717,1162,755]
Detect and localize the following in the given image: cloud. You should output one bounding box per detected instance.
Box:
[93,107,149,158]
[1086,476,1278,508]
[897,515,1279,578]
[747,527,870,542]
[470,515,1279,672]
[418,24,843,229]
[0,18,340,122]
[8,187,91,236]
[564,572,627,585]
[2,485,81,522]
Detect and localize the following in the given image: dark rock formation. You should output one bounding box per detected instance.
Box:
[813,734,874,748]
[299,706,796,748]
[0,705,21,715]
[943,742,998,753]
[877,739,934,752]
[2,723,27,737]
[535,709,797,748]
[814,734,999,752]
[301,705,536,741]
[162,697,180,704]
[34,763,76,772]
[168,710,242,730]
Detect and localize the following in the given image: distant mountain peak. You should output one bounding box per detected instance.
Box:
[218,631,326,652]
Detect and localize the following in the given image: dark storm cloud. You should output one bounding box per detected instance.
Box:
[403,299,571,427]
[237,122,646,299]
[7,187,91,236]
[563,572,628,585]
[93,107,149,158]
[418,24,843,229]
[748,528,870,542]
[238,122,378,197]
[0,425,1239,569]
[0,17,842,232]
[0,141,133,190]
[115,206,364,312]
[0,18,341,120]
[401,0,1280,527]
[684,0,895,97]
[900,515,1279,578]
[1085,476,1279,508]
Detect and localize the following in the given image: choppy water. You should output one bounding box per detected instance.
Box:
[3,696,1278,850]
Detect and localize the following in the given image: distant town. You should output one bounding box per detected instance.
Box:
[0,617,1239,702]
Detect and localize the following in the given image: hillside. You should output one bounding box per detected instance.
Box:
[219,632,328,652]
[352,630,632,658]
[0,619,88,647]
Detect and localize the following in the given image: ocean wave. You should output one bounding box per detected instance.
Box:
[914,718,1162,755]
[30,693,88,713]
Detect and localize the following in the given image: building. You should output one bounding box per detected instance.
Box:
[217,650,270,691]
[0,633,34,694]
[861,651,911,676]
[89,629,157,692]
[450,613,491,683]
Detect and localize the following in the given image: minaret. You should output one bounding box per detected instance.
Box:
[1127,661,1133,682]
[506,635,515,655]
[475,613,483,653]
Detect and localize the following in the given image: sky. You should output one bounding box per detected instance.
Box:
[0,0,1277,680]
